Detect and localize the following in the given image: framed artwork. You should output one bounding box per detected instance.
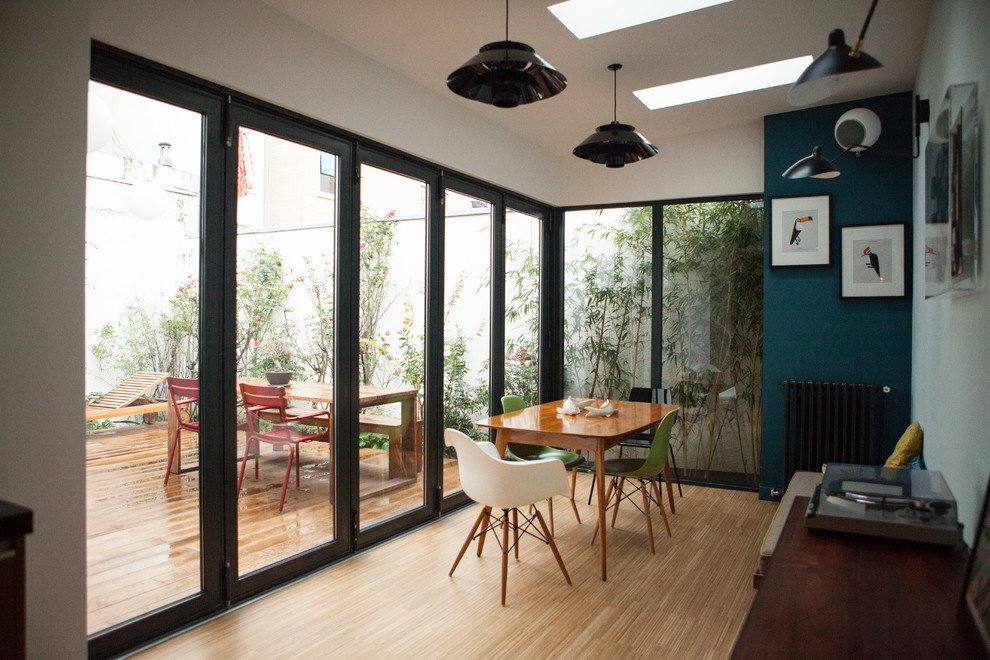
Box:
[840,223,908,298]
[770,194,831,267]
[925,82,980,297]
[963,473,990,654]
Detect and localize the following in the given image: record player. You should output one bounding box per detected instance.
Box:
[805,463,962,546]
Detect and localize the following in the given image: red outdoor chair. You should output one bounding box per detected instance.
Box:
[238,382,332,512]
[164,376,199,485]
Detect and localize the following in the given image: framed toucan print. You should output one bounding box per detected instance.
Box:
[770,193,831,267]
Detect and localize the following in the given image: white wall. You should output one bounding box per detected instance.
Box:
[554,120,765,206]
[0,1,89,657]
[912,0,990,544]
[89,0,764,208]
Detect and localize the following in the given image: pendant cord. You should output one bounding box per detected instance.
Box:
[858,0,879,42]
[613,68,618,122]
[505,0,509,41]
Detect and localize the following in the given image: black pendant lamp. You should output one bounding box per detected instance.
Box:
[787,0,883,106]
[447,0,566,108]
[573,64,658,168]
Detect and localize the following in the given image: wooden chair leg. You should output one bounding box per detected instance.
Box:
[450,508,487,576]
[569,468,581,524]
[533,508,571,586]
[669,443,683,497]
[501,509,510,606]
[547,498,554,537]
[513,508,519,559]
[651,479,672,537]
[477,506,492,556]
[611,477,626,528]
[641,481,656,554]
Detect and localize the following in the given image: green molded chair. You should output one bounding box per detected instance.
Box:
[501,395,584,534]
[591,407,678,554]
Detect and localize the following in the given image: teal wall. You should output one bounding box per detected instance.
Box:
[760,92,914,499]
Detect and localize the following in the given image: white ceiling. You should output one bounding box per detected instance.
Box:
[260,0,932,157]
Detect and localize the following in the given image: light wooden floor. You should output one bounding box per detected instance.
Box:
[133,477,777,659]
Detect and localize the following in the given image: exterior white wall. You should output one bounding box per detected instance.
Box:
[0,1,89,658]
[89,0,764,207]
[912,0,990,544]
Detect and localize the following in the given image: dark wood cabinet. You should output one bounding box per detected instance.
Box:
[732,496,985,658]
[0,501,32,660]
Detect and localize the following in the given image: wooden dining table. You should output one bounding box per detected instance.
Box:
[167,378,420,479]
[475,398,679,581]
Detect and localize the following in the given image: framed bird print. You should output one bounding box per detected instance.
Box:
[770,194,831,267]
[840,223,908,298]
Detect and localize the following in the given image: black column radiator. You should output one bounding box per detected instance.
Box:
[782,380,886,485]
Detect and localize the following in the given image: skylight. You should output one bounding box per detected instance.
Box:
[633,56,814,110]
[548,0,733,40]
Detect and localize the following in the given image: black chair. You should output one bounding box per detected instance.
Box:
[587,387,683,506]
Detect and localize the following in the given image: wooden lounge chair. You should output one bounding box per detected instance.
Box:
[85,371,170,422]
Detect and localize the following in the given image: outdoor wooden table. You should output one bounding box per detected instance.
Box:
[475,399,678,581]
[168,379,420,479]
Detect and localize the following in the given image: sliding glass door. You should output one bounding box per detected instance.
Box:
[504,206,542,406]
[355,162,429,530]
[661,200,764,486]
[562,207,653,399]
[85,79,207,634]
[229,116,345,578]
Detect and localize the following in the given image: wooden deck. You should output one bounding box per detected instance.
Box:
[86,422,453,634]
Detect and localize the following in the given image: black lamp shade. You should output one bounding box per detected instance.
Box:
[447,40,567,108]
[782,146,840,179]
[786,29,883,106]
[573,122,658,168]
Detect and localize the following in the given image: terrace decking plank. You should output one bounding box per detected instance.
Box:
[86,422,436,634]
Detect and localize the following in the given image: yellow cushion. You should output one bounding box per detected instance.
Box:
[884,422,923,467]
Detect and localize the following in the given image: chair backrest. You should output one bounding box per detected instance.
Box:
[629,387,673,405]
[501,394,527,414]
[167,376,199,429]
[630,408,679,478]
[239,382,288,431]
[444,428,569,510]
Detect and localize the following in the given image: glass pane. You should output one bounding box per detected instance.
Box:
[441,190,492,498]
[85,81,203,632]
[662,200,764,486]
[357,165,426,528]
[504,208,541,406]
[235,128,337,576]
[563,207,652,399]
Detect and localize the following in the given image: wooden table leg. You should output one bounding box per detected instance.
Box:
[663,461,675,514]
[595,443,608,581]
[400,395,416,478]
[167,404,180,474]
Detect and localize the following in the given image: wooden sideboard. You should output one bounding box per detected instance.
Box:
[732,496,985,658]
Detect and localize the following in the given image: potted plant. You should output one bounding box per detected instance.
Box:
[261,336,294,385]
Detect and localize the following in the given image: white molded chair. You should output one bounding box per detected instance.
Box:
[445,428,572,605]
